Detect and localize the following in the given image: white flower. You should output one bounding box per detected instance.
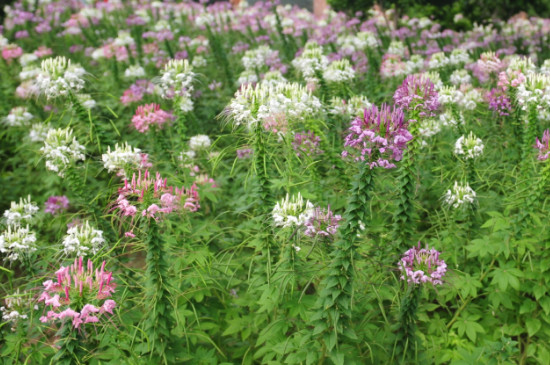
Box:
[40,128,86,177]
[448,49,471,66]
[3,107,33,127]
[450,69,471,86]
[195,13,215,28]
[0,225,37,262]
[438,86,462,105]
[443,181,476,208]
[29,123,52,142]
[113,31,135,47]
[3,196,39,226]
[291,41,329,82]
[260,70,287,86]
[189,135,211,151]
[36,56,86,98]
[62,221,105,257]
[405,55,425,75]
[158,59,196,112]
[387,40,406,57]
[19,53,38,67]
[454,132,484,159]
[237,70,258,86]
[272,193,314,228]
[76,94,96,109]
[242,46,277,70]
[419,118,441,138]
[323,59,355,83]
[191,55,207,68]
[124,65,146,79]
[101,143,142,177]
[428,52,449,69]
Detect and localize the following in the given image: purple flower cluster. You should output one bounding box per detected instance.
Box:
[486,88,512,116]
[292,131,323,158]
[393,75,440,119]
[398,242,447,285]
[44,196,69,215]
[534,129,550,161]
[342,104,412,169]
[304,206,342,238]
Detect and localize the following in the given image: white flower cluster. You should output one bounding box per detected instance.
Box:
[242,45,277,71]
[158,59,196,112]
[458,88,482,110]
[443,181,476,208]
[113,30,135,47]
[450,69,472,86]
[260,70,287,86]
[454,132,484,159]
[419,118,441,139]
[40,128,86,177]
[237,70,258,86]
[291,42,329,82]
[189,135,211,151]
[36,56,86,98]
[0,290,33,331]
[3,106,33,127]
[101,143,142,177]
[3,195,39,226]
[124,65,146,79]
[438,86,462,105]
[329,95,372,116]
[428,52,449,69]
[29,123,52,142]
[336,31,378,53]
[323,59,355,83]
[225,82,322,131]
[405,55,425,75]
[422,71,444,90]
[0,225,37,262]
[387,40,406,57]
[62,220,105,257]
[448,49,471,65]
[195,13,215,28]
[19,53,38,67]
[439,110,463,127]
[272,193,314,228]
[540,59,550,75]
[19,65,41,81]
[516,73,550,110]
[76,94,97,109]
[191,55,207,68]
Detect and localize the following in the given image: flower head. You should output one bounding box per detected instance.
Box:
[40,128,86,177]
[443,182,476,209]
[304,206,342,238]
[454,132,484,159]
[398,243,447,285]
[0,225,37,262]
[102,143,143,177]
[4,195,39,226]
[272,193,314,228]
[38,258,116,329]
[393,75,440,119]
[342,104,412,169]
[323,59,355,83]
[36,56,86,98]
[189,135,211,151]
[62,221,105,257]
[44,196,70,215]
[3,107,33,127]
[292,131,323,158]
[131,104,173,133]
[534,129,550,161]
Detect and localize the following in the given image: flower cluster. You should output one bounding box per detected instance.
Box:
[189,135,211,151]
[398,243,447,285]
[304,206,342,238]
[36,56,86,98]
[44,196,70,215]
[0,225,37,262]
[292,131,323,158]
[443,182,476,209]
[1,290,34,331]
[39,258,116,329]
[62,221,105,257]
[329,95,372,116]
[534,129,550,161]
[323,59,355,83]
[272,193,315,228]
[393,74,440,119]
[102,143,144,177]
[291,42,329,83]
[158,59,196,111]
[3,195,39,226]
[131,103,174,133]
[454,132,484,159]
[114,170,200,222]
[40,128,86,177]
[3,106,33,127]
[342,104,412,168]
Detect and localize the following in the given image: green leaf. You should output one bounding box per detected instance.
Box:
[526,318,541,337]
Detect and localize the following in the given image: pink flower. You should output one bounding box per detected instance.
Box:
[534,129,550,161]
[2,45,23,60]
[131,104,174,133]
[101,300,116,314]
[44,196,70,215]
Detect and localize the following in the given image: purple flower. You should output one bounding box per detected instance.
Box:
[237,148,253,159]
[304,206,342,238]
[534,129,550,161]
[486,88,512,116]
[292,131,323,158]
[393,75,440,119]
[342,104,412,169]
[44,196,69,215]
[398,242,447,285]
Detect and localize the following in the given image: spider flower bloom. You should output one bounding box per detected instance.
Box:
[342,104,412,169]
[443,181,476,209]
[114,170,200,221]
[38,257,116,329]
[44,196,70,215]
[323,59,355,83]
[486,88,512,116]
[40,128,86,177]
[454,132,484,160]
[102,143,143,177]
[272,193,314,228]
[304,206,342,238]
[36,56,86,98]
[292,131,323,158]
[131,103,173,133]
[4,195,39,226]
[0,225,37,262]
[3,106,34,127]
[62,221,106,257]
[393,75,440,119]
[2,44,23,60]
[158,59,196,111]
[398,243,447,285]
[534,129,550,161]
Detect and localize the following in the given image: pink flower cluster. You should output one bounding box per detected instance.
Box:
[534,129,550,161]
[304,206,342,238]
[292,131,323,158]
[342,104,412,169]
[131,103,174,133]
[120,80,155,105]
[115,170,200,221]
[393,75,440,119]
[39,257,116,329]
[2,44,23,61]
[398,242,447,285]
[44,195,70,215]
